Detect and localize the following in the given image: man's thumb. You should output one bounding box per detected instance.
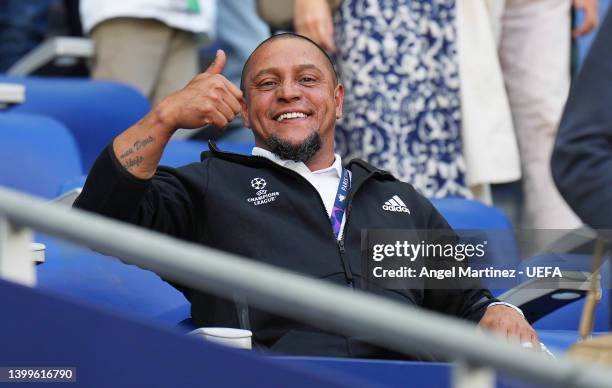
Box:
[205,49,226,75]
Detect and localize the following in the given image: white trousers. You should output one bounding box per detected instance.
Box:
[498,0,581,229]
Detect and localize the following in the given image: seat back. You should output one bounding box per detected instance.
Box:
[531,259,610,332]
[430,197,513,230]
[0,75,150,171]
[431,198,520,291]
[0,113,82,199]
[36,234,190,325]
[162,140,254,167]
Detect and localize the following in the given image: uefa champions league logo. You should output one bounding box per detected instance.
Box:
[247,177,279,206]
[251,177,267,190]
[251,177,267,196]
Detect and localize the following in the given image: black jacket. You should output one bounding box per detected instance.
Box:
[75,142,496,358]
[552,9,612,229]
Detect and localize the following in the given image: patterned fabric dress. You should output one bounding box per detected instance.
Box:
[333,0,470,197]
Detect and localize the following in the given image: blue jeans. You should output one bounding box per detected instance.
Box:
[0,0,53,72]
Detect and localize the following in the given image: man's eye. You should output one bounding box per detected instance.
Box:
[259,80,277,87]
[300,77,316,83]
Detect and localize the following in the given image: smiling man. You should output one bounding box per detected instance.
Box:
[240,35,341,171]
[75,33,537,357]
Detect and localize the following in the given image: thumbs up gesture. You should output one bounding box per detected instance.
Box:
[155,50,244,130]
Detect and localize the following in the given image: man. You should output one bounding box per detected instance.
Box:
[75,33,536,357]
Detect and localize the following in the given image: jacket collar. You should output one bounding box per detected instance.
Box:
[205,141,396,182]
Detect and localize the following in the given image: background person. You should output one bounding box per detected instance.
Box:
[552,8,611,230]
[80,0,216,105]
[0,0,53,72]
[294,0,521,202]
[490,0,598,229]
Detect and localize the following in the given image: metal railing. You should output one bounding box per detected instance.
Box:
[0,186,611,388]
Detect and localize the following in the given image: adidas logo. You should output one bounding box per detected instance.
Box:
[382,195,411,214]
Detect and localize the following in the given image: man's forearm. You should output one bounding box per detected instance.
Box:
[112,108,175,179]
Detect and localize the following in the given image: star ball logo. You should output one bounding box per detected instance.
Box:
[247,177,279,206]
[251,177,267,190]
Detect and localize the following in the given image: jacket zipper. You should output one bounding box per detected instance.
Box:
[247,156,377,288]
[209,147,390,289]
[337,171,381,289]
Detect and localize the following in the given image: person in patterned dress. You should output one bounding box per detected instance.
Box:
[295,0,469,198]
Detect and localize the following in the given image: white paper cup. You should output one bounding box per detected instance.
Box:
[30,243,46,263]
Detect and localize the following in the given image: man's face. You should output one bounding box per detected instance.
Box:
[241,38,344,155]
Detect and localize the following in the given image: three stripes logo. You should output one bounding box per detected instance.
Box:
[382,195,411,214]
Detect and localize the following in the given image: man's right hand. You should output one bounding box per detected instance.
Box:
[155,49,244,130]
[111,49,243,180]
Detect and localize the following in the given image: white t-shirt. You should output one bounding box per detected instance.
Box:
[252,147,344,217]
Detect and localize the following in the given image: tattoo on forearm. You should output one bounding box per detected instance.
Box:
[134,136,155,151]
[119,148,134,159]
[122,156,145,171]
[118,136,156,164]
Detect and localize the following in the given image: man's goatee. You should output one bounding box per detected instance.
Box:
[265,131,322,163]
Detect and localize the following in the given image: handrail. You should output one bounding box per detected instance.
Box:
[0,186,611,388]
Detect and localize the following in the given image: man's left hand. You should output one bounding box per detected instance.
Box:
[478,305,540,349]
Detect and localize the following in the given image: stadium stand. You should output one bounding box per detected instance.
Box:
[1,278,367,388]
[0,112,81,199]
[0,75,150,171]
[162,140,253,167]
[431,197,610,353]
[35,235,191,326]
[2,6,611,380]
[2,187,610,387]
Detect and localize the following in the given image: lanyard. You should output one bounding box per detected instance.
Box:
[330,168,351,239]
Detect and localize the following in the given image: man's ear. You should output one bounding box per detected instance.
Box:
[240,96,251,128]
[334,83,345,120]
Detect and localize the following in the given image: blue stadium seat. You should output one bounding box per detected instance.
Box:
[0,113,82,199]
[430,197,513,230]
[532,258,610,332]
[432,198,610,332]
[35,234,190,326]
[0,75,150,171]
[162,140,254,167]
[431,198,521,290]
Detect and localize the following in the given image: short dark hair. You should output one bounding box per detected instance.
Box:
[240,33,338,95]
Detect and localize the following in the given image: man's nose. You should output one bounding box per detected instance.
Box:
[276,81,302,102]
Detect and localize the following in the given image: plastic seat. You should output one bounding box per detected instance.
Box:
[162,140,254,167]
[0,75,150,171]
[431,199,610,332]
[431,198,520,291]
[0,113,82,199]
[430,197,513,230]
[531,258,610,332]
[35,234,190,326]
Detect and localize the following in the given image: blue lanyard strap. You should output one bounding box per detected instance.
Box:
[330,168,351,239]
